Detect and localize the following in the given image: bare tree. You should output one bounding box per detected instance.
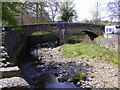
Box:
[46,0,60,22]
[107,1,120,22]
[15,2,51,24]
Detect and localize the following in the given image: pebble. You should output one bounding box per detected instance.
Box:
[67,78,74,82]
[37,46,118,88]
[76,81,81,87]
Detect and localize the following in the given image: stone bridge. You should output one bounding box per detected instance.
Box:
[2,23,105,63]
[6,23,104,43]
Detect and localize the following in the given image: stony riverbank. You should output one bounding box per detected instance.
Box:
[40,46,119,88]
[0,46,30,89]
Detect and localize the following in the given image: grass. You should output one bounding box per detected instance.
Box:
[95,36,103,39]
[112,86,120,90]
[31,32,50,36]
[30,32,57,44]
[59,42,119,65]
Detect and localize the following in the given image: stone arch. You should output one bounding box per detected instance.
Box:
[82,31,98,40]
[67,29,99,41]
[25,31,60,45]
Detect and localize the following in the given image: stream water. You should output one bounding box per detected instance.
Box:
[18,43,85,89]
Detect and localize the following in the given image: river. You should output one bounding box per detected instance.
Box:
[17,43,84,89]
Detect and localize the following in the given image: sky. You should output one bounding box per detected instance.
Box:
[74,0,115,21]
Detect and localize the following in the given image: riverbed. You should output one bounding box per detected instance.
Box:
[18,42,118,89]
[18,43,82,89]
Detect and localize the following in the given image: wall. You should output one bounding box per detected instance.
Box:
[95,35,119,51]
[3,30,24,64]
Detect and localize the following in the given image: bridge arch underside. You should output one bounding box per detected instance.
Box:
[82,31,98,40]
[67,30,99,41]
[25,31,61,46]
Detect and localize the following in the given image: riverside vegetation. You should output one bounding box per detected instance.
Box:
[59,42,119,66]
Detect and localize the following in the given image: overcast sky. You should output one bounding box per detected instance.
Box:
[74,0,115,21]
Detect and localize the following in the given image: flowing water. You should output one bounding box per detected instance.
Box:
[18,43,84,89]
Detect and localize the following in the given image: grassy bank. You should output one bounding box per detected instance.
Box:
[59,42,119,65]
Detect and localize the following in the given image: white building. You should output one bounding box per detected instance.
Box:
[105,26,115,34]
[104,25,120,38]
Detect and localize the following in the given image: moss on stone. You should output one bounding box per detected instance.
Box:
[72,73,86,80]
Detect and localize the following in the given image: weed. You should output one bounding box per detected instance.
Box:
[102,80,109,87]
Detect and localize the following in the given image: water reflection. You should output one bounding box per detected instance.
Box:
[19,61,79,89]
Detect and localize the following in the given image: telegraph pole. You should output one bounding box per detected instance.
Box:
[95,2,99,24]
[118,1,120,25]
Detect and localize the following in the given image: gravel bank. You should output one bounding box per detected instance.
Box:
[40,46,119,88]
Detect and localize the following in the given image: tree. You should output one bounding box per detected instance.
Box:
[107,1,120,22]
[81,19,93,24]
[2,2,21,28]
[46,0,60,22]
[15,2,51,24]
[60,0,77,22]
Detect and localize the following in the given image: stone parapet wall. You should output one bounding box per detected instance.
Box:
[95,36,119,51]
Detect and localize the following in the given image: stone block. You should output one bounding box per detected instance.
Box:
[0,66,20,79]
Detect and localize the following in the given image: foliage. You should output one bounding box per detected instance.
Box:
[2,2,22,30]
[31,32,50,36]
[60,1,77,22]
[68,36,83,42]
[67,33,86,43]
[95,36,103,39]
[72,73,86,80]
[81,19,93,24]
[59,42,119,65]
[30,32,57,44]
[98,22,106,25]
[112,86,120,90]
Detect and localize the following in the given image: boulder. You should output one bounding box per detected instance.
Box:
[0,77,30,89]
